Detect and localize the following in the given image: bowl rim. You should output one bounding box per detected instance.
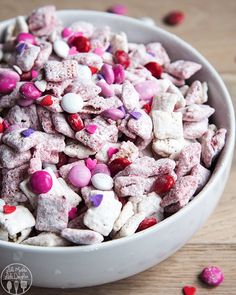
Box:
[0,9,235,253]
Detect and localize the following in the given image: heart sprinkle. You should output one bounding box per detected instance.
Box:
[85,158,97,170]
[107,147,119,158]
[90,194,104,207]
[85,124,97,134]
[183,286,196,295]
[130,111,142,120]
[3,204,16,214]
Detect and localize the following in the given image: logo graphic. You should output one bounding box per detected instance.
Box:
[1,263,32,294]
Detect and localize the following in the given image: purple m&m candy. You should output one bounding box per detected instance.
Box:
[30,171,53,194]
[68,164,91,188]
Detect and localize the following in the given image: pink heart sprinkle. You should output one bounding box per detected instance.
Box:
[93,47,105,57]
[107,147,119,158]
[85,124,97,134]
[69,46,78,55]
[85,158,97,170]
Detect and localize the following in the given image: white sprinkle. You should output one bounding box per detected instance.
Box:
[13,65,22,75]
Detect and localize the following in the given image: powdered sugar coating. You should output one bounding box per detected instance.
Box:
[0,6,227,246]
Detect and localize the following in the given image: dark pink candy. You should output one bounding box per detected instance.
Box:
[20,82,42,100]
[0,69,20,95]
[30,171,53,194]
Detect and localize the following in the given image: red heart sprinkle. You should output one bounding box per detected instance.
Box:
[145,62,163,79]
[89,66,98,75]
[109,158,131,176]
[143,102,152,114]
[3,204,16,214]
[183,286,196,295]
[137,217,158,232]
[85,124,97,134]
[40,95,53,107]
[67,114,84,132]
[164,10,185,26]
[154,174,175,194]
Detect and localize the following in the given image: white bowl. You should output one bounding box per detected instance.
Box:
[0,10,235,288]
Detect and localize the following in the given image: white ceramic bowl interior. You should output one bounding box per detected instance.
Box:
[0,10,235,288]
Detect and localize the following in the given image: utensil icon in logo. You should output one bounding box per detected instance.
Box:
[14,280,19,294]
[20,281,28,293]
[6,281,12,293]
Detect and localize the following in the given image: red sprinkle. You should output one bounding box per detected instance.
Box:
[67,114,84,132]
[109,158,131,176]
[154,175,175,194]
[71,36,90,53]
[143,102,152,114]
[145,62,163,79]
[89,66,98,75]
[40,95,53,107]
[114,50,130,69]
[137,217,157,232]
[183,286,196,295]
[3,204,16,214]
[0,122,4,133]
[164,10,185,26]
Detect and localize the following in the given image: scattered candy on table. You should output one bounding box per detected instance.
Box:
[164,10,185,26]
[200,266,224,286]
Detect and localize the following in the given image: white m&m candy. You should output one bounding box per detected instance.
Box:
[91,173,114,190]
[61,93,84,113]
[53,39,70,59]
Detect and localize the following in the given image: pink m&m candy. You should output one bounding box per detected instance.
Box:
[16,32,35,44]
[0,69,20,95]
[68,164,91,188]
[30,171,53,194]
[201,266,224,286]
[20,82,42,100]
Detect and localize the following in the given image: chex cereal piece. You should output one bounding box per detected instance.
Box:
[129,44,152,68]
[185,80,208,105]
[161,72,185,87]
[28,5,58,36]
[22,232,70,246]
[69,21,94,37]
[68,80,101,102]
[58,178,82,208]
[61,228,104,245]
[35,194,68,233]
[83,96,122,114]
[110,141,139,163]
[36,105,56,134]
[0,82,24,108]
[118,115,136,139]
[51,113,75,138]
[152,137,186,158]
[152,110,183,139]
[121,81,140,112]
[90,26,111,50]
[76,117,118,151]
[179,85,189,96]
[16,44,40,72]
[0,205,35,237]
[165,60,202,80]
[95,142,120,163]
[176,142,201,177]
[137,192,163,219]
[46,80,73,98]
[146,42,170,66]
[83,190,122,236]
[114,175,147,197]
[34,41,53,68]
[127,109,153,141]
[124,67,153,84]
[0,144,31,169]
[111,32,128,53]
[183,118,208,139]
[37,133,65,152]
[201,126,227,168]
[6,104,40,130]
[1,164,28,203]
[113,201,134,232]
[161,175,198,208]
[166,83,186,109]
[19,178,37,208]
[151,93,178,113]
[116,212,145,238]
[191,164,211,192]
[64,141,96,159]
[44,60,78,82]
[2,128,40,152]
[178,104,215,122]
[69,52,103,69]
